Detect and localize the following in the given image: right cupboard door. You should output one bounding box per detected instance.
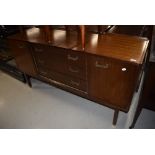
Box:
[87,55,140,111]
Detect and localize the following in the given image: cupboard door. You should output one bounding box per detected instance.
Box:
[87,55,139,111]
[8,40,36,76]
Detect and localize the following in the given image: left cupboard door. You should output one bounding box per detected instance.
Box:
[8,40,37,76]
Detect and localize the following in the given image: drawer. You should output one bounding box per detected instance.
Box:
[32,44,50,67]
[37,66,50,78]
[32,44,50,64]
[66,76,87,92]
[67,65,86,80]
[38,67,87,91]
[45,70,87,92]
[67,50,86,68]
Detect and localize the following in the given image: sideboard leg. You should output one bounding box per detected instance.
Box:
[24,73,32,88]
[113,110,119,126]
[129,102,143,129]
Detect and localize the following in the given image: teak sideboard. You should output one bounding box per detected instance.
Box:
[7,26,150,125]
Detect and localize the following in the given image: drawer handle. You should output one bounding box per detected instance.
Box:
[38,59,44,64]
[68,54,79,61]
[40,71,47,75]
[35,48,43,52]
[69,66,79,73]
[95,61,109,69]
[70,80,80,86]
[18,44,25,49]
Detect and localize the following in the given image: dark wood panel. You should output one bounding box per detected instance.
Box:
[87,54,140,111]
[8,40,36,76]
[32,44,68,74]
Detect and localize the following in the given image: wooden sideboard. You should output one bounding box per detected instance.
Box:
[7,26,150,125]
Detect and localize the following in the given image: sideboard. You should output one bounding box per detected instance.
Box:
[7,25,151,125]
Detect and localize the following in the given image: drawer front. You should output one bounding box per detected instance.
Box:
[32,44,51,68]
[67,50,86,67]
[8,40,36,76]
[38,67,87,92]
[37,66,50,78]
[49,71,87,92]
[66,76,87,91]
[67,50,87,79]
[67,65,86,80]
[88,55,139,111]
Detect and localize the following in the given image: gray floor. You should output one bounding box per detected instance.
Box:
[0,70,155,129]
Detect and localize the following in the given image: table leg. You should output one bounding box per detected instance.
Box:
[113,110,119,126]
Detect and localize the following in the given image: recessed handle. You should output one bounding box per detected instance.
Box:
[69,66,79,73]
[70,80,80,86]
[68,54,79,61]
[18,44,25,49]
[40,70,47,75]
[95,61,109,69]
[34,47,43,52]
[38,59,44,64]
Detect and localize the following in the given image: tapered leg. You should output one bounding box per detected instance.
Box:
[129,107,143,129]
[129,77,146,129]
[24,73,32,87]
[113,110,119,126]
[22,73,27,83]
[129,70,147,129]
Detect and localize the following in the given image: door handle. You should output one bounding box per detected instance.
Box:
[39,70,47,75]
[95,61,109,69]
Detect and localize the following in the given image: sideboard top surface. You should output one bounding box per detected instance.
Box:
[83,33,149,65]
[8,27,81,49]
[8,27,149,65]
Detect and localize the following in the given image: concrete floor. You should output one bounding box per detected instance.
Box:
[0,70,155,129]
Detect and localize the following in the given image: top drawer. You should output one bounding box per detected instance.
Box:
[67,50,86,68]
